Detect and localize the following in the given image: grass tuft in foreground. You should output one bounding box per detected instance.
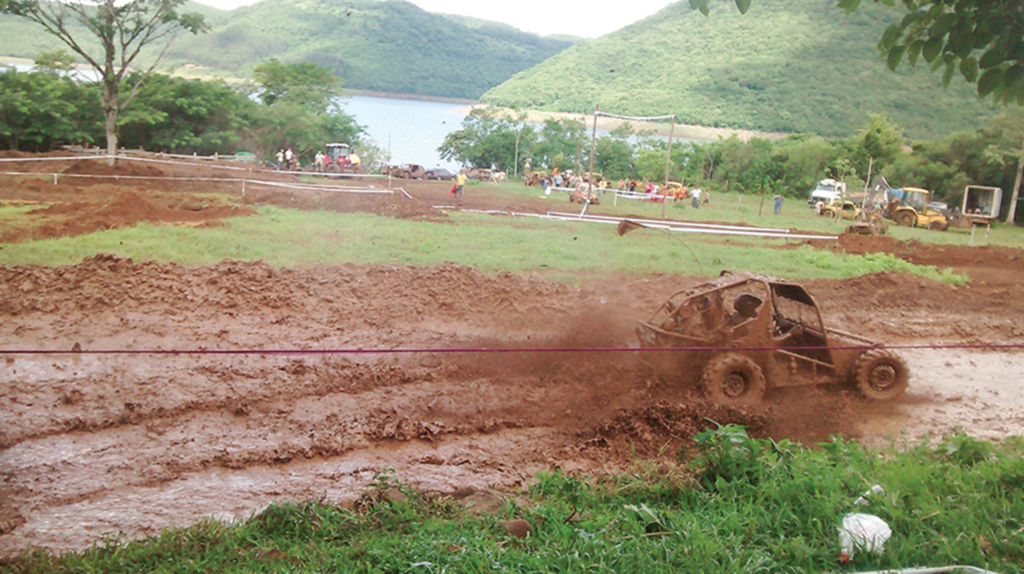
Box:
[5,430,1022,573]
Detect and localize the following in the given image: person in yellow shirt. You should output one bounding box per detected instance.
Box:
[455,170,468,198]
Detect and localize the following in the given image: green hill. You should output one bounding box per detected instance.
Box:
[162,0,573,99]
[480,0,997,139]
[0,0,573,100]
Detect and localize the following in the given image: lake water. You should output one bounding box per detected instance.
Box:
[340,95,470,171]
[340,95,700,173]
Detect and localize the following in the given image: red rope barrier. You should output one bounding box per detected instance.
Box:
[0,343,1021,356]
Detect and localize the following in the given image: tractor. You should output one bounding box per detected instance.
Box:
[885,187,948,230]
[636,271,909,406]
[325,143,364,174]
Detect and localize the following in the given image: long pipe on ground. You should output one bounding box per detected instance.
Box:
[546,211,793,234]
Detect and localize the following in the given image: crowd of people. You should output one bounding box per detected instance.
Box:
[615,179,711,208]
[274,147,362,172]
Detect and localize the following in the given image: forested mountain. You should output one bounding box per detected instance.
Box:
[480,0,997,139]
[0,0,573,100]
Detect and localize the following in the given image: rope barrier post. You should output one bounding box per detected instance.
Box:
[241,179,245,197]
[54,173,58,186]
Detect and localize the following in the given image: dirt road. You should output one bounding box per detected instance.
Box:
[2,155,1023,556]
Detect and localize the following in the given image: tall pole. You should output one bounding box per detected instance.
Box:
[862,156,873,210]
[662,115,675,185]
[1007,136,1024,224]
[514,127,521,179]
[661,116,676,219]
[588,105,598,192]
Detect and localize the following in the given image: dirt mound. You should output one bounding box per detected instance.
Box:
[241,188,444,222]
[61,159,169,179]
[836,233,900,254]
[836,234,1024,287]
[0,255,580,329]
[0,190,256,243]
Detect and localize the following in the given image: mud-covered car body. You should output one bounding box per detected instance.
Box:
[635,271,908,405]
[569,184,599,205]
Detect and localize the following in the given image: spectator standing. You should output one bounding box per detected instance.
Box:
[284,148,294,170]
[691,187,702,209]
[455,170,468,198]
[276,149,284,170]
[774,194,784,215]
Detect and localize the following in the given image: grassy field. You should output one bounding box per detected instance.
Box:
[2,177,1002,285]
[0,204,969,284]
[6,430,1022,573]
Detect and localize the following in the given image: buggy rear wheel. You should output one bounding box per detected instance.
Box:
[702,353,766,407]
[853,348,909,400]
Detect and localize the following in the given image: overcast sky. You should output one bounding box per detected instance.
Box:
[192,0,679,37]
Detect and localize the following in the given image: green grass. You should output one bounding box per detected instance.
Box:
[5,431,1022,573]
[0,204,968,284]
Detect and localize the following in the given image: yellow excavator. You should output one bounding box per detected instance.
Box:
[888,187,949,230]
[869,177,949,231]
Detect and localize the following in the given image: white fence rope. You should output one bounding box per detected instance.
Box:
[0,155,392,194]
[0,154,384,180]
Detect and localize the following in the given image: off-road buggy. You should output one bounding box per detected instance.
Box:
[635,271,909,406]
[569,184,599,205]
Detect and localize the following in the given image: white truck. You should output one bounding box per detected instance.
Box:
[807,179,846,207]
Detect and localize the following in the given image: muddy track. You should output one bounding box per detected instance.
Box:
[3,255,1023,556]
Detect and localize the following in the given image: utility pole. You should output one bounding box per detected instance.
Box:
[1007,136,1024,224]
[588,105,598,193]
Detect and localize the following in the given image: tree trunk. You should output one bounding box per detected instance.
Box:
[1006,136,1024,225]
[102,86,118,166]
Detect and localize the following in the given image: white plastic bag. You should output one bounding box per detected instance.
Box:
[838,513,892,562]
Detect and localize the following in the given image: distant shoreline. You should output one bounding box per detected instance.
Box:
[346,90,477,106]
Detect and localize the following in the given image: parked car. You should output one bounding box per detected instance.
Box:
[424,168,455,181]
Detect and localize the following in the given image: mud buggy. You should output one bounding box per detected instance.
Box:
[569,184,599,205]
[635,271,909,406]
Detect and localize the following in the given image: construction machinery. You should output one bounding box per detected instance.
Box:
[868,177,949,231]
[636,271,909,406]
[888,187,949,230]
[820,200,861,220]
[324,143,364,174]
[820,200,887,235]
